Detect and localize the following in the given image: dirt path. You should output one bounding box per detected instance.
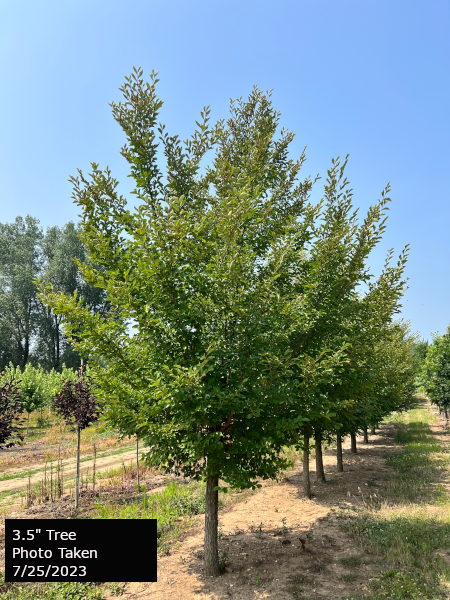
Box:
[0,446,149,495]
[113,424,402,600]
[4,402,446,599]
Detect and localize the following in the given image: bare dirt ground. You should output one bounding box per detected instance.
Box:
[113,425,402,600]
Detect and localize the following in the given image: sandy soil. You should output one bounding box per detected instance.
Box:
[112,424,401,600]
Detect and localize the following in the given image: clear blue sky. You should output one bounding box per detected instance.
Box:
[1,0,449,340]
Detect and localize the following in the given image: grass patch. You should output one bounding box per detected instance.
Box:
[338,573,358,583]
[91,478,252,554]
[346,399,450,599]
[91,480,221,554]
[0,489,25,501]
[339,556,362,568]
[0,574,126,599]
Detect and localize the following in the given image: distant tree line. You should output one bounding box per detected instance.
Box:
[0,216,109,371]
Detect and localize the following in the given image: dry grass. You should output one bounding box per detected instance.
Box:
[0,411,133,472]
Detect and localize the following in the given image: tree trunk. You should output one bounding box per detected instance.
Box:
[75,426,81,509]
[445,410,449,420]
[350,432,357,454]
[315,432,326,482]
[371,425,376,435]
[363,428,368,443]
[56,323,60,370]
[27,412,30,435]
[303,434,311,498]
[136,438,140,489]
[204,475,220,577]
[336,434,344,472]
[24,334,29,366]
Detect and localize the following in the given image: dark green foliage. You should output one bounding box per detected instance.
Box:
[36,222,110,370]
[0,376,24,448]
[436,335,450,411]
[0,216,43,369]
[412,339,429,369]
[422,327,450,412]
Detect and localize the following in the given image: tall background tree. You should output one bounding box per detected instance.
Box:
[0,216,43,368]
[35,221,110,370]
[0,217,110,371]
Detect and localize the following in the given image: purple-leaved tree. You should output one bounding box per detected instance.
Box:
[54,367,100,508]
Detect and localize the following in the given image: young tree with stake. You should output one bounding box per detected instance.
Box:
[54,367,100,508]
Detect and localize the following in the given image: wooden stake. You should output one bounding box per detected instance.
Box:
[75,426,81,509]
[136,438,140,489]
[93,443,96,492]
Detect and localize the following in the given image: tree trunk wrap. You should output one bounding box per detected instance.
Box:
[363,428,369,443]
[204,475,220,577]
[75,426,80,509]
[314,432,326,482]
[336,434,344,472]
[303,433,311,498]
[350,432,357,454]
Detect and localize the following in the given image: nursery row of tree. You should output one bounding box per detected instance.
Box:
[0,217,110,371]
[0,365,98,510]
[34,68,420,576]
[0,363,79,433]
[421,328,450,414]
